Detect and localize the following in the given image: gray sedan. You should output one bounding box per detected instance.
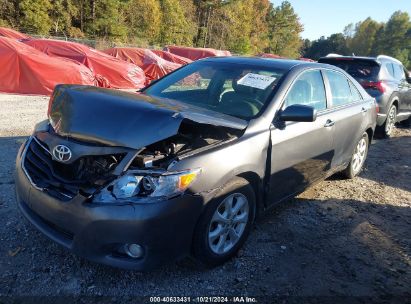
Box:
[15,57,377,270]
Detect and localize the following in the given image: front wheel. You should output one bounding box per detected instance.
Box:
[343,132,369,179]
[192,177,256,267]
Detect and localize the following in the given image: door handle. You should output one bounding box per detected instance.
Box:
[361,107,367,113]
[324,119,335,127]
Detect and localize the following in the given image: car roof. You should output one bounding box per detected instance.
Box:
[319,55,402,65]
[200,56,328,71]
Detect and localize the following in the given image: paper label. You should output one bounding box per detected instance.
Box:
[237,73,276,90]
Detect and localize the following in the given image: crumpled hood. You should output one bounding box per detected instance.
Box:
[48,85,247,149]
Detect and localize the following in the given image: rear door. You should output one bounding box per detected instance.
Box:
[267,69,334,205]
[393,63,411,112]
[322,69,371,167]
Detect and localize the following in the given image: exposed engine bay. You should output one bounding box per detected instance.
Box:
[129,120,238,170]
[28,118,239,202]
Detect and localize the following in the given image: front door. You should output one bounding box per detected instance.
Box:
[267,69,334,205]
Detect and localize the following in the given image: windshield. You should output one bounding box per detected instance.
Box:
[320,59,380,82]
[144,61,287,120]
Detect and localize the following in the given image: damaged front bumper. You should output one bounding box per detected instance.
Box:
[15,141,204,270]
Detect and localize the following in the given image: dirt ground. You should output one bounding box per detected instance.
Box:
[0,94,410,303]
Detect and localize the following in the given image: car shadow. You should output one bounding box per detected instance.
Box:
[61,197,410,298]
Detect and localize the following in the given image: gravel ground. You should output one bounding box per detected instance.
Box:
[0,94,48,137]
[0,94,410,303]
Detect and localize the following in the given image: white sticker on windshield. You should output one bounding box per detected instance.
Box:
[237,73,276,90]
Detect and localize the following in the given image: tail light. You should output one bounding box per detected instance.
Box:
[361,81,387,93]
[374,100,379,113]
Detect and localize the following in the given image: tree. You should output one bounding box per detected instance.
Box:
[19,0,52,35]
[0,0,17,27]
[193,0,227,48]
[303,33,349,60]
[50,0,78,36]
[124,0,162,44]
[5,0,307,58]
[375,11,411,60]
[196,0,269,54]
[159,0,193,45]
[350,18,382,56]
[178,0,197,45]
[88,0,127,40]
[265,1,303,58]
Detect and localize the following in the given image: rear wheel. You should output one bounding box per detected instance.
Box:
[379,104,397,138]
[343,132,369,179]
[192,177,255,267]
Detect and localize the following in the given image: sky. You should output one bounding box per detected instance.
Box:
[282,0,411,41]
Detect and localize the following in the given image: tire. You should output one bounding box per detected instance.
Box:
[343,132,369,179]
[377,104,397,138]
[192,177,256,267]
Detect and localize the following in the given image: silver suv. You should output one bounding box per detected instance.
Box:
[319,55,411,137]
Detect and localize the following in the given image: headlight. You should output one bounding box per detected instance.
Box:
[93,168,201,203]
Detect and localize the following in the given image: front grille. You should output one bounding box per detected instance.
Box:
[23,138,79,201]
[22,137,124,201]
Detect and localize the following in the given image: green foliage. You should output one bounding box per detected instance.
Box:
[88,0,128,41]
[50,0,78,35]
[374,10,411,68]
[5,0,303,57]
[0,18,10,27]
[0,0,16,27]
[350,18,383,56]
[265,1,303,58]
[304,33,349,60]
[159,0,194,45]
[124,0,162,44]
[19,0,52,35]
[393,49,410,68]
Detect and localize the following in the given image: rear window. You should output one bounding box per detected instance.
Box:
[319,59,380,82]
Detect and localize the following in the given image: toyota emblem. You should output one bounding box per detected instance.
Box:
[52,145,72,162]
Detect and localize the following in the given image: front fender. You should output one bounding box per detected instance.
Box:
[170,130,270,202]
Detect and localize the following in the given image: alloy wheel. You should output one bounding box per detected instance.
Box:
[208,193,249,255]
[385,106,397,136]
[352,136,368,174]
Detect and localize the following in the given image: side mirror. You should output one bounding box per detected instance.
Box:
[279,104,317,122]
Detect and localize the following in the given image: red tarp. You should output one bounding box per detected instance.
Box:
[24,39,146,89]
[0,37,95,95]
[0,27,31,40]
[299,57,316,62]
[258,53,285,59]
[151,49,192,65]
[164,46,231,61]
[104,47,181,83]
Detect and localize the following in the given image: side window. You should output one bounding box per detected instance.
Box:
[393,64,405,81]
[324,70,354,107]
[283,70,327,111]
[349,81,363,101]
[386,63,395,78]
